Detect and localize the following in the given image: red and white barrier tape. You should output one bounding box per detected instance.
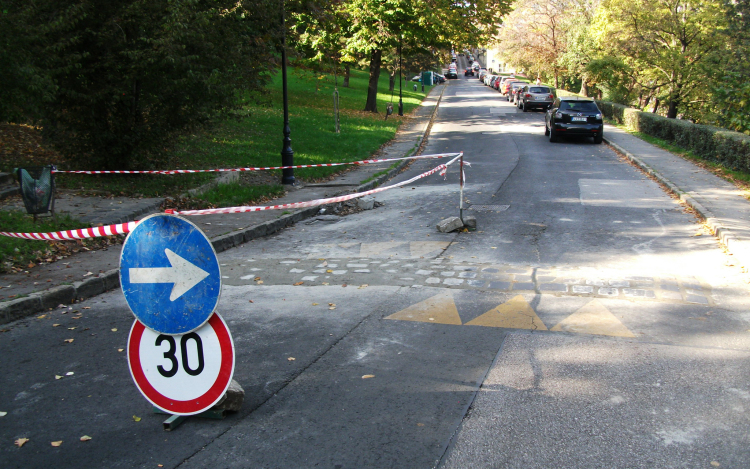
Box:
[1,154,464,239]
[166,154,463,216]
[0,221,137,241]
[52,152,461,175]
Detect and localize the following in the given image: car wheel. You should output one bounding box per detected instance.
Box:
[549,126,558,142]
[594,133,603,144]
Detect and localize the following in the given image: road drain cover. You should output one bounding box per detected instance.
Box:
[468,205,509,211]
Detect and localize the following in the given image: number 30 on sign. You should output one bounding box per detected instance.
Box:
[128,312,235,416]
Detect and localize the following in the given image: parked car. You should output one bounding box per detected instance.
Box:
[518,85,554,111]
[464,67,474,76]
[477,68,487,80]
[411,75,421,82]
[545,97,604,144]
[500,77,519,97]
[506,81,529,101]
[495,75,513,91]
[445,67,457,79]
[434,73,446,84]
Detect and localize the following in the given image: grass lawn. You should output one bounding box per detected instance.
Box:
[0,211,121,274]
[37,68,432,199]
[0,68,434,272]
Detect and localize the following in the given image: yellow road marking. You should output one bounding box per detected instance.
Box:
[385,292,462,325]
[550,300,635,337]
[465,295,548,330]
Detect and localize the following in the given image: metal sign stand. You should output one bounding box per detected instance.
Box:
[153,407,227,431]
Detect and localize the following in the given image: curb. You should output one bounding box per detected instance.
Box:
[604,136,750,268]
[1,84,449,325]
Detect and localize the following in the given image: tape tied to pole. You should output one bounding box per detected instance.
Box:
[2,154,467,240]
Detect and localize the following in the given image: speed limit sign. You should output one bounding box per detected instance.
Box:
[127,312,235,416]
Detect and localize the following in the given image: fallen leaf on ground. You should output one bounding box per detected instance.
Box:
[312,303,319,306]
[253,276,261,281]
[342,284,347,287]
[417,423,425,427]
[248,300,254,303]
[358,284,368,289]
[329,306,336,310]
[68,327,76,330]
[37,315,47,319]
[82,307,91,309]
[66,372,74,376]
[133,415,141,422]
[0,411,7,417]
[51,441,62,447]
[287,357,295,361]
[80,435,92,442]
[83,272,93,277]
[55,375,63,380]
[14,438,29,447]
[362,375,375,379]
[118,349,124,352]
[111,328,117,332]
[64,339,74,343]
[711,463,720,467]
[256,280,264,284]
[322,282,329,285]
[293,282,304,286]
[326,269,333,273]
[52,324,60,327]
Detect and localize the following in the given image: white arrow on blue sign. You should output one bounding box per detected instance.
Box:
[120,214,221,335]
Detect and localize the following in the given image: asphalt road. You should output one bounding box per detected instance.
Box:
[3,58,750,468]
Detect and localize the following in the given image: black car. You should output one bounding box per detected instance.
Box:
[545,97,604,144]
[464,67,474,76]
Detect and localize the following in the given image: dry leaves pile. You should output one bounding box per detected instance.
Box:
[0,124,65,169]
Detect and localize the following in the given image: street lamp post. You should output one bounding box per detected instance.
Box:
[280,1,295,185]
[398,37,403,116]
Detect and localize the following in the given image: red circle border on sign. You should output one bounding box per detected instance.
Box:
[128,312,235,415]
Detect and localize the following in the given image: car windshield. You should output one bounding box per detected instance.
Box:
[560,101,599,112]
[529,87,551,93]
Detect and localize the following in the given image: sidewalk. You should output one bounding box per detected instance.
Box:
[603,125,750,266]
[0,84,447,324]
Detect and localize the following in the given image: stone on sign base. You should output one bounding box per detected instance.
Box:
[212,379,244,412]
[437,216,464,233]
[462,216,477,230]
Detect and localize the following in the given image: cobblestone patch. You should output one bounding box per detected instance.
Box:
[221,258,714,305]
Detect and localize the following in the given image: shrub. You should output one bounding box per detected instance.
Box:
[596,100,750,173]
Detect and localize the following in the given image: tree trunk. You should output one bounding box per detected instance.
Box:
[364,49,382,113]
[343,64,350,88]
[652,98,660,113]
[554,68,559,89]
[389,72,395,92]
[667,100,678,118]
[580,80,589,97]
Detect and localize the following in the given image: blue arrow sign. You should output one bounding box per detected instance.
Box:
[120,214,221,334]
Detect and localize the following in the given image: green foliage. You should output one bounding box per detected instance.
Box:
[1,0,281,170]
[598,100,750,172]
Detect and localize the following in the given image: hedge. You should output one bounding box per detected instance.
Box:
[595,100,750,173]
